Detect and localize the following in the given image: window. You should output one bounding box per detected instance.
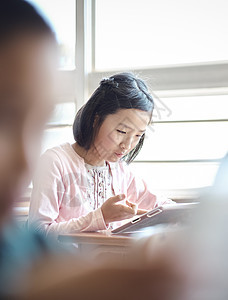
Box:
[28,0,76,70]
[95,0,228,71]
[91,0,228,196]
[42,102,76,153]
[26,0,77,154]
[130,93,228,193]
[20,1,228,201]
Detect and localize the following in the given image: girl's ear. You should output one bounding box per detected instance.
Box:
[93,114,99,128]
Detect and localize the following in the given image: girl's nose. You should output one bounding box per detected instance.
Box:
[121,137,133,152]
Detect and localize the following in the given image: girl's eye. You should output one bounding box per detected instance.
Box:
[116,129,126,134]
[136,135,142,138]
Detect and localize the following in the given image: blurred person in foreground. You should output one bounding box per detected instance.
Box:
[0,0,182,299]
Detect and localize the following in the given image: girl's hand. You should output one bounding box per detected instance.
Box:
[101,194,136,224]
[101,195,149,224]
[125,200,148,215]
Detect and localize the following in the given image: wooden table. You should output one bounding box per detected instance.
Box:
[58,231,135,258]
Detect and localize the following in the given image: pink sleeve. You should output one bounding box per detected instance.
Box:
[44,208,107,236]
[124,164,175,210]
[28,150,107,237]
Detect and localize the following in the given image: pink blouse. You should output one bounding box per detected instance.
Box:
[28,143,174,236]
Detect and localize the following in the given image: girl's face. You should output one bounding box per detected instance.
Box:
[0,34,56,221]
[94,109,150,163]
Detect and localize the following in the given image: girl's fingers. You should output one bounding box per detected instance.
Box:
[125,200,148,215]
[126,200,137,208]
[126,199,132,206]
[126,200,138,214]
[136,209,148,215]
[111,194,126,203]
[120,204,136,216]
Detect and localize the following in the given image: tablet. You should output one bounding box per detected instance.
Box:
[111,203,198,235]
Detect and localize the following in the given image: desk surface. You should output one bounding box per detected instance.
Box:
[58,231,134,247]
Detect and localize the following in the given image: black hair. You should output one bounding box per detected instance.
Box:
[0,0,55,43]
[73,72,154,164]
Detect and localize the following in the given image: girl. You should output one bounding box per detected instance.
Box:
[28,73,174,235]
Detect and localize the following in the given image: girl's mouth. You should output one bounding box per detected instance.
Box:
[114,152,125,158]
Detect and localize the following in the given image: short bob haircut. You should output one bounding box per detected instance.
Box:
[73,72,154,164]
